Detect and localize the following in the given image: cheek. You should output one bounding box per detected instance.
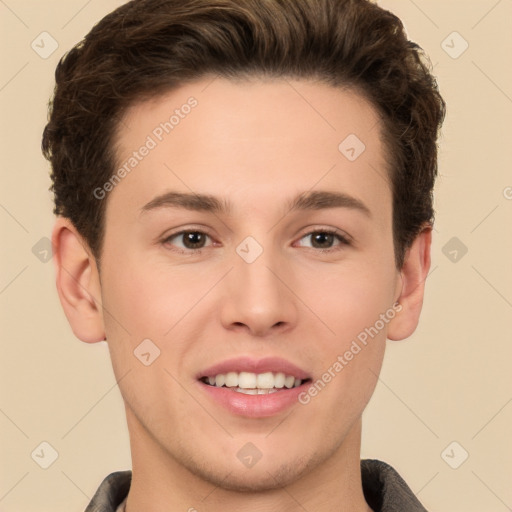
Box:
[99,255,196,425]
[295,261,394,406]
[101,251,206,338]
[297,276,389,434]
[299,259,397,343]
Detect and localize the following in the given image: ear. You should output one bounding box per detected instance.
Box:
[51,217,106,343]
[387,224,432,341]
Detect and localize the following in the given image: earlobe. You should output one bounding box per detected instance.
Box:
[51,217,106,343]
[387,225,432,341]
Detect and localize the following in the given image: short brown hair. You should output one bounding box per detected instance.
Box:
[42,0,445,269]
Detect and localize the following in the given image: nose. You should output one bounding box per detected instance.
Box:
[219,244,298,337]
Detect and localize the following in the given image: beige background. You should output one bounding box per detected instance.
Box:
[1,0,511,510]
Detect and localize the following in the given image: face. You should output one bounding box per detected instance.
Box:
[95,77,403,490]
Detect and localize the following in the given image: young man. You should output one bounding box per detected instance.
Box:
[42,0,445,510]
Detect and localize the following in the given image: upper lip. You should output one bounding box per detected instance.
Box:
[197,356,310,380]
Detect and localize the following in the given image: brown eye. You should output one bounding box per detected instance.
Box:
[298,230,351,252]
[164,230,212,252]
[182,232,207,249]
[311,232,336,249]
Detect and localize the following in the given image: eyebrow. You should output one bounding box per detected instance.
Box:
[140,190,371,218]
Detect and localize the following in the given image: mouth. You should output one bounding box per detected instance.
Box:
[196,357,312,417]
[199,371,310,394]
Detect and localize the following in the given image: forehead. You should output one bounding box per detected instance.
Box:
[108,76,391,221]
[119,76,384,156]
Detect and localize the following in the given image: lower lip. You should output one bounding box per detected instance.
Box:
[198,381,309,418]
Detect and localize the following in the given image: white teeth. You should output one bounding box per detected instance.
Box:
[284,375,295,388]
[225,372,238,387]
[204,371,305,390]
[237,388,258,395]
[238,371,257,388]
[274,372,286,388]
[234,388,279,395]
[257,372,274,388]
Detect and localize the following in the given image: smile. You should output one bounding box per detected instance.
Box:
[200,371,307,394]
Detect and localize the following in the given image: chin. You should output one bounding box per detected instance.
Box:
[181,449,324,492]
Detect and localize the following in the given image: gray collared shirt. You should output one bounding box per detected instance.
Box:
[84,459,428,511]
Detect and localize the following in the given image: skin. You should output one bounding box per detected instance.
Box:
[52,76,431,512]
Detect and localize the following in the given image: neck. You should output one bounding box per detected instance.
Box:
[124,409,372,512]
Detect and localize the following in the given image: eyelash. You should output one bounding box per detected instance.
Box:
[162,228,351,255]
